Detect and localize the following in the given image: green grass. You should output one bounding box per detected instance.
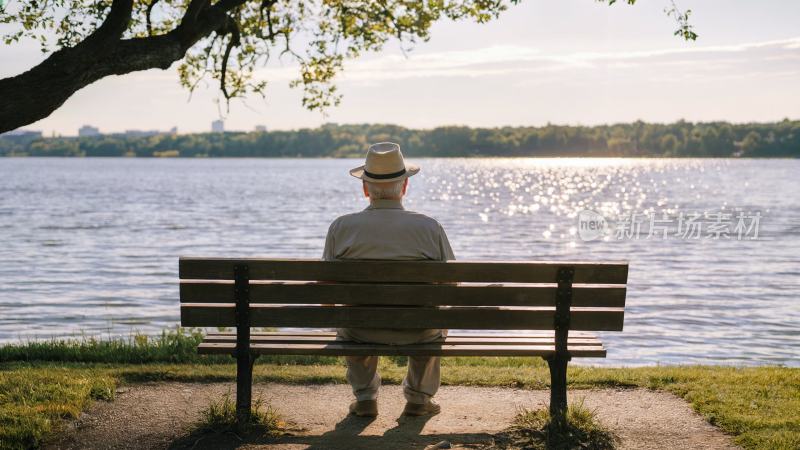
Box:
[0,330,797,450]
[0,365,115,450]
[196,391,282,434]
[168,392,285,449]
[491,401,619,449]
[0,328,338,366]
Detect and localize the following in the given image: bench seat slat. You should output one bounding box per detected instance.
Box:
[182,304,624,331]
[205,331,600,338]
[201,335,604,346]
[180,281,626,308]
[179,258,628,284]
[197,341,607,357]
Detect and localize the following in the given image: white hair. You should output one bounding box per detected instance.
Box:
[365,180,404,200]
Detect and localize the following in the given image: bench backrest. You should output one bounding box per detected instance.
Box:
[180,258,628,331]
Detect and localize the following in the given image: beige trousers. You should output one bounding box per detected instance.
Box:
[336,328,447,404]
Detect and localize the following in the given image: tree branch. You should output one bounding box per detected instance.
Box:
[145,0,160,36]
[181,0,211,29]
[219,17,242,100]
[82,0,134,47]
[213,0,249,13]
[259,0,278,40]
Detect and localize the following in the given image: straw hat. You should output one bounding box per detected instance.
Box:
[349,142,420,183]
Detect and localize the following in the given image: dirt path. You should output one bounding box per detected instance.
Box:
[46,382,739,450]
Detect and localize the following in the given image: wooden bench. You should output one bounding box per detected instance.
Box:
[179,258,628,425]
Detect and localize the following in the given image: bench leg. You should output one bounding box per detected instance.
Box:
[546,355,568,424]
[236,354,256,428]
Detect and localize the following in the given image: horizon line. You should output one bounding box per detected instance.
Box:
[7,117,800,138]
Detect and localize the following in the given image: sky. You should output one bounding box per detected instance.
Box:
[3,0,800,136]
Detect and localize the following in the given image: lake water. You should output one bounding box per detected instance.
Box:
[0,157,798,366]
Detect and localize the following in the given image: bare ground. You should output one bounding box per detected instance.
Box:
[46,382,739,450]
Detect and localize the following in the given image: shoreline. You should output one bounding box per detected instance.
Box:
[1,329,797,369]
[4,120,800,158]
[1,330,796,369]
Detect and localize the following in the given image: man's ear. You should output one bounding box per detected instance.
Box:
[401,178,409,196]
[362,181,370,198]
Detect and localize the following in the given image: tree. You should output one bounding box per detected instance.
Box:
[0,0,697,133]
[659,133,679,155]
[739,130,762,157]
[5,120,798,158]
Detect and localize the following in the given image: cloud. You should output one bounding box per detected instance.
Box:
[305,36,800,84]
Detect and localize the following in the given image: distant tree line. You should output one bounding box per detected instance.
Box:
[2,120,798,158]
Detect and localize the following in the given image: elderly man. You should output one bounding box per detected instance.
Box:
[322,142,455,418]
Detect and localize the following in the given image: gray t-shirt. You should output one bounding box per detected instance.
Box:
[323,199,455,262]
[322,197,454,344]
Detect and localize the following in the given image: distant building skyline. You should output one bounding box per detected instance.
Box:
[78,125,100,137]
[211,120,224,133]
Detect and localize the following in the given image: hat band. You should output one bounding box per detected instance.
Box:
[363,168,407,180]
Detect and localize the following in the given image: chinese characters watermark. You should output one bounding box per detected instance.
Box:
[577,209,762,241]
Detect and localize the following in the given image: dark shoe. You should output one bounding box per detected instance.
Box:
[402,400,441,416]
[349,400,378,417]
